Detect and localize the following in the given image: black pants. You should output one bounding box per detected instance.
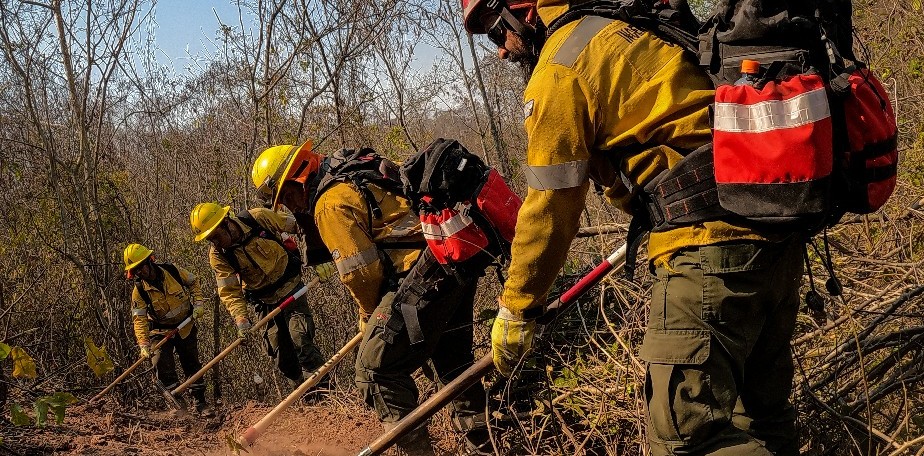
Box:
[354,249,487,433]
[151,325,205,401]
[257,293,327,386]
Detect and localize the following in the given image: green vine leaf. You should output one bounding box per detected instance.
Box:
[10,404,29,426]
[34,399,48,427]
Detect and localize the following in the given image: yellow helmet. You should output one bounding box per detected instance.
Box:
[252,140,320,208]
[123,243,154,272]
[190,202,232,242]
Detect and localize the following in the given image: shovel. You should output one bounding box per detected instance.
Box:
[238,332,364,447]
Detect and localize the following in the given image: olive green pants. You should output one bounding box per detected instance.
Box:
[257,292,327,386]
[640,240,803,456]
[354,250,487,434]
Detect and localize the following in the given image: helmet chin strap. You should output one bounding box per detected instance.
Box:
[492,2,545,57]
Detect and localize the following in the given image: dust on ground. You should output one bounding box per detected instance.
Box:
[1,398,387,455]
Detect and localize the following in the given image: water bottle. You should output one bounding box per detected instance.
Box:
[734,59,761,86]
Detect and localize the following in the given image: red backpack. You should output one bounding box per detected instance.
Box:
[400,139,522,267]
[547,0,899,233]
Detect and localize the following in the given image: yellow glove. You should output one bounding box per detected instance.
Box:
[314,262,337,282]
[139,344,152,359]
[192,304,205,320]
[491,305,537,377]
[235,317,254,342]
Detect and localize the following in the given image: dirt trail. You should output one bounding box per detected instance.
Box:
[1,399,388,455]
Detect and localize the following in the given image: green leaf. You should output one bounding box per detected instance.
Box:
[35,393,76,425]
[914,0,922,11]
[0,342,10,360]
[10,403,29,426]
[51,404,66,425]
[34,399,48,427]
[43,392,78,407]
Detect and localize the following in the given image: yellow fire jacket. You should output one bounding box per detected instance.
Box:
[501,2,775,317]
[209,208,301,321]
[131,264,203,345]
[313,181,423,319]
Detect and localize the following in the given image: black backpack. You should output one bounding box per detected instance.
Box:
[312,148,406,226]
[399,138,522,268]
[308,148,427,258]
[546,0,854,86]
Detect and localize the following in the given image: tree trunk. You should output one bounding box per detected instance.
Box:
[467,33,512,178]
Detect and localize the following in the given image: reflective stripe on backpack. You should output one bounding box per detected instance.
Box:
[420,202,489,265]
[712,74,834,223]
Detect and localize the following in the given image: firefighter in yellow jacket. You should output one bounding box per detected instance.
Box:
[123,243,213,417]
[250,142,493,455]
[464,1,804,455]
[190,203,327,390]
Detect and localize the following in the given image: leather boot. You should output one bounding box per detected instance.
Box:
[383,422,436,456]
[192,392,214,418]
[461,428,493,455]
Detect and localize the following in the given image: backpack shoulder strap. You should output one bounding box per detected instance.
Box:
[136,283,152,310]
[314,149,406,224]
[545,1,701,66]
[220,211,281,271]
[135,263,183,317]
[160,263,183,287]
[236,211,272,238]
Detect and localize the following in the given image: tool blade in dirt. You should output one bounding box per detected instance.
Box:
[238,332,363,448]
[88,316,194,404]
[171,279,317,396]
[356,244,628,456]
[156,378,188,416]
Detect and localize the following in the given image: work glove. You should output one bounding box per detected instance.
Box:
[235,317,254,342]
[314,262,337,282]
[139,344,152,359]
[192,304,205,320]
[491,302,537,377]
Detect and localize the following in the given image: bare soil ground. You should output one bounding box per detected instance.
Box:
[0,399,402,456]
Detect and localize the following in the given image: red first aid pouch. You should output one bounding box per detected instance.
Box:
[419,201,489,265]
[474,169,521,244]
[833,68,898,214]
[712,74,834,223]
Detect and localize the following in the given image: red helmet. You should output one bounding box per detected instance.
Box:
[462,0,537,34]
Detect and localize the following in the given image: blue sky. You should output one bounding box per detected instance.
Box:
[152,0,241,66]
[151,0,441,73]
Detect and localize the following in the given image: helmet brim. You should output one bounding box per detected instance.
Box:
[273,139,314,209]
[124,250,154,271]
[193,205,231,242]
[463,3,494,34]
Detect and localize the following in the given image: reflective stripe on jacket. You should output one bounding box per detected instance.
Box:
[131,264,202,345]
[501,6,773,318]
[210,207,300,320]
[313,181,422,318]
